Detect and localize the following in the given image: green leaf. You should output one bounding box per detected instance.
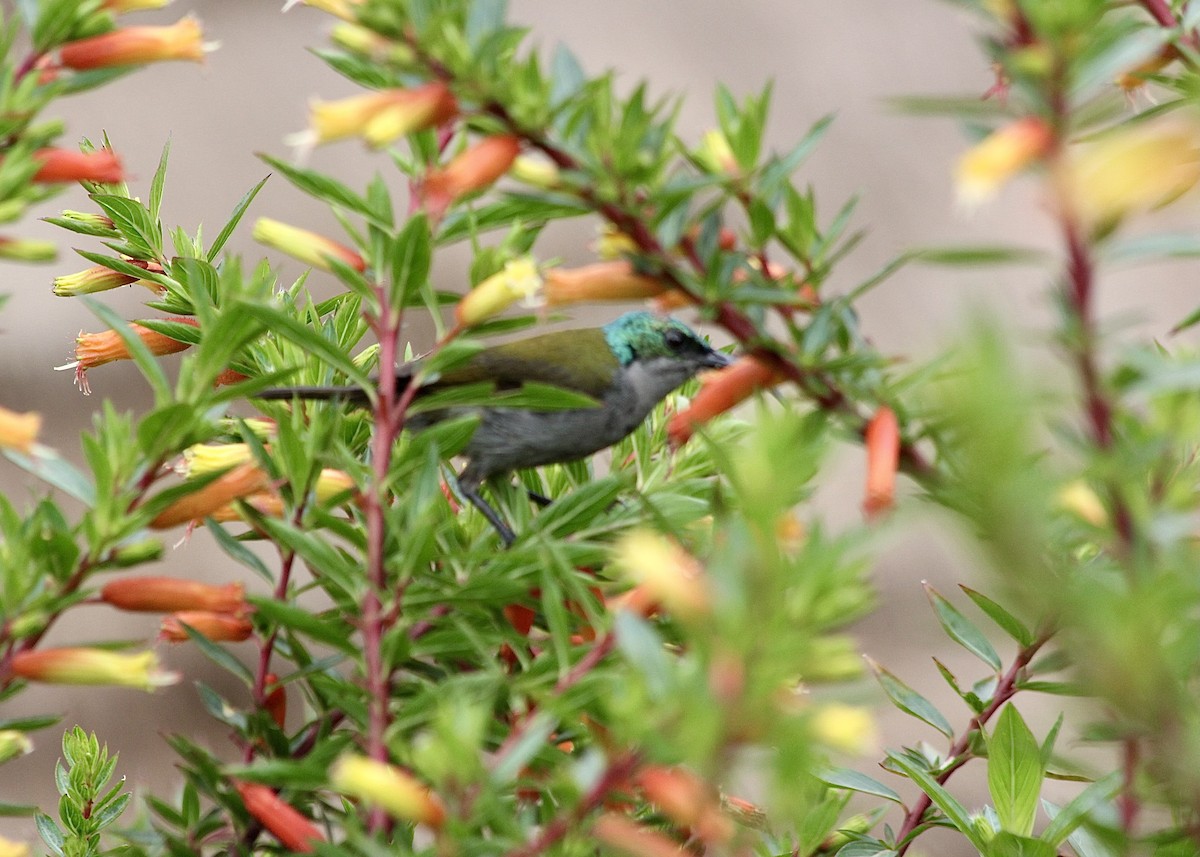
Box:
[925,583,1001,671]
[36,813,64,857]
[236,301,371,391]
[866,657,953,737]
[987,704,1043,836]
[960,586,1034,647]
[888,752,985,851]
[249,597,357,654]
[912,245,1048,267]
[1040,772,1121,847]
[209,175,269,261]
[91,194,163,260]
[987,832,1056,857]
[149,140,171,222]
[3,446,94,504]
[182,620,254,685]
[84,298,172,401]
[258,154,376,221]
[389,213,433,308]
[835,843,898,857]
[819,767,903,804]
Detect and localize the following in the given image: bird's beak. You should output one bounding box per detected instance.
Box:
[702,348,735,370]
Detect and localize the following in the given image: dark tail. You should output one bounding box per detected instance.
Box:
[256,384,369,402]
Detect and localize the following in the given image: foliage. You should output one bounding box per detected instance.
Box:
[1,0,1200,856]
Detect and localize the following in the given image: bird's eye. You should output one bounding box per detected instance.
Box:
[663,328,687,350]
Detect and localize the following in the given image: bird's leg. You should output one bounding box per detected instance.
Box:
[455,467,516,546]
[525,488,553,508]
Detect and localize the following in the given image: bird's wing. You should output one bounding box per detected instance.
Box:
[433,328,619,399]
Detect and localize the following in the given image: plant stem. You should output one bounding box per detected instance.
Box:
[895,633,1051,855]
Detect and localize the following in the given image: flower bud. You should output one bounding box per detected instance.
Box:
[52,260,162,297]
[696,129,740,176]
[1066,118,1200,228]
[58,17,212,69]
[149,462,270,529]
[863,405,899,520]
[636,766,733,844]
[234,781,323,853]
[314,468,356,503]
[295,83,456,150]
[57,210,117,234]
[0,406,40,453]
[954,117,1053,207]
[252,218,365,273]
[1058,480,1107,526]
[330,23,416,66]
[179,442,255,478]
[283,0,362,21]
[0,836,30,857]
[107,538,164,567]
[612,530,711,622]
[592,225,638,260]
[811,702,880,755]
[10,647,179,691]
[101,577,245,613]
[102,0,170,12]
[0,237,55,262]
[544,260,668,306]
[421,135,521,219]
[0,730,33,765]
[511,154,560,188]
[32,149,124,184]
[667,355,782,446]
[160,611,253,643]
[593,813,681,857]
[454,256,543,327]
[330,754,446,828]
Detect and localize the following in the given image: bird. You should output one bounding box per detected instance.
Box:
[258,311,732,544]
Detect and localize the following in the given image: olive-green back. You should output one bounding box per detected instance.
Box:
[433,327,619,398]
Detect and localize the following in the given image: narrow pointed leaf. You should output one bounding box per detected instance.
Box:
[925,583,1001,671]
[819,767,903,804]
[209,175,269,261]
[960,586,1034,647]
[866,656,953,737]
[888,753,984,851]
[1040,772,1121,847]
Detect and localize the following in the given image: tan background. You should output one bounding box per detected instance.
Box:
[0,0,1188,848]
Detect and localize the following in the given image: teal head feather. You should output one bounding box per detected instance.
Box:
[602,312,712,365]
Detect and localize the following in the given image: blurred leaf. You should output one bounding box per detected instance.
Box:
[236,302,371,391]
[250,597,357,655]
[911,245,1048,266]
[1040,773,1121,847]
[987,832,1056,857]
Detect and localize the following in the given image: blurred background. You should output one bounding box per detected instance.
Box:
[1,0,1191,847]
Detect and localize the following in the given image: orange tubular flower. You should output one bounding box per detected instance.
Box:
[32,149,124,184]
[330,754,446,828]
[543,260,669,306]
[10,647,178,690]
[955,116,1053,207]
[149,462,271,529]
[297,83,457,149]
[101,577,245,613]
[666,355,783,446]
[57,317,197,394]
[0,237,55,261]
[102,0,170,11]
[421,134,521,219]
[593,813,683,857]
[234,782,324,853]
[58,17,210,70]
[863,405,899,520]
[637,766,734,845]
[207,491,285,523]
[252,218,365,273]
[159,611,254,643]
[613,530,711,623]
[454,256,543,327]
[0,407,40,453]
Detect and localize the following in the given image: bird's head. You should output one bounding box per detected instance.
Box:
[603,312,731,389]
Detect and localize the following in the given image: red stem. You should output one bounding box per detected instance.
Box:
[895,634,1051,854]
